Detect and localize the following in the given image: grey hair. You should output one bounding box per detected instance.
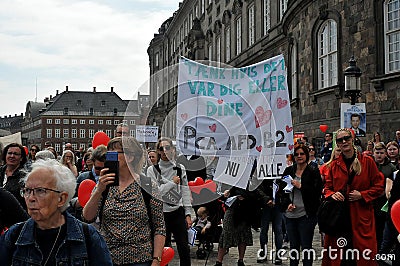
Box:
[24,159,76,212]
[35,150,56,160]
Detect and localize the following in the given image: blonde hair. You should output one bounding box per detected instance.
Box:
[325,146,341,169]
[336,128,362,175]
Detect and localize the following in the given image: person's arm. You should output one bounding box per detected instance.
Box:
[147,165,176,194]
[386,178,393,199]
[148,182,166,266]
[180,167,193,227]
[358,157,385,203]
[82,169,114,221]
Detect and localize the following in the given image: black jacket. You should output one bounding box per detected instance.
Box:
[0,188,29,231]
[0,165,27,210]
[281,164,323,216]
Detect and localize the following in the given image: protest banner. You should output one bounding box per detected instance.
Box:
[135,125,159,143]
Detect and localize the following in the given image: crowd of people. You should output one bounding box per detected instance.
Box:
[0,125,399,266]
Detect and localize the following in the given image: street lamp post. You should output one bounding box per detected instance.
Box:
[344,56,362,105]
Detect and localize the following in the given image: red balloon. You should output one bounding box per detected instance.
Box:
[160,247,175,266]
[194,177,204,186]
[319,124,328,133]
[92,131,110,148]
[23,146,29,156]
[78,179,96,208]
[391,200,400,233]
[188,181,196,187]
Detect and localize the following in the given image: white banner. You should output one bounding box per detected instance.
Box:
[0,132,22,149]
[135,125,159,143]
[176,54,294,158]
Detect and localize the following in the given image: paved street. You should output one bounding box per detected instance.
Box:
[168,226,325,266]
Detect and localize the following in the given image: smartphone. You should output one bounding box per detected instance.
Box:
[105,151,119,186]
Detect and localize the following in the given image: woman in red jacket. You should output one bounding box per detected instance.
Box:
[322,128,384,266]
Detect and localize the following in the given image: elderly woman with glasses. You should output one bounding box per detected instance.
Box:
[0,143,28,209]
[83,137,166,266]
[321,128,384,266]
[0,159,112,265]
[280,144,323,266]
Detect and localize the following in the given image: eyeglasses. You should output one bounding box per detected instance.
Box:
[336,135,352,144]
[94,166,104,171]
[159,145,171,151]
[309,148,315,151]
[7,152,21,156]
[20,187,61,198]
[295,152,305,156]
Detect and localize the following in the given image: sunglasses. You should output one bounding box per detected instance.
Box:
[94,166,104,171]
[309,148,315,151]
[159,145,171,151]
[31,149,38,152]
[336,135,352,144]
[295,152,305,156]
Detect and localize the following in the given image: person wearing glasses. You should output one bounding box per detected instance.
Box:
[0,159,112,265]
[83,137,166,266]
[281,144,323,266]
[147,137,192,266]
[320,133,333,163]
[24,144,40,171]
[0,143,28,210]
[322,128,384,266]
[116,122,129,137]
[308,145,323,168]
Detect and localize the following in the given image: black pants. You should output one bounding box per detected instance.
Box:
[164,207,191,266]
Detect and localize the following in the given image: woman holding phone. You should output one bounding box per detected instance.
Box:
[83,137,166,266]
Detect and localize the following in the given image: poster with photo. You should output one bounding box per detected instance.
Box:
[340,103,366,137]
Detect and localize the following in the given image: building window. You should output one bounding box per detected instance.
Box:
[55,119,60,124]
[55,144,60,153]
[130,120,135,125]
[72,129,77,138]
[89,129,95,138]
[385,0,400,72]
[72,119,77,125]
[89,108,94,115]
[216,36,221,65]
[263,0,271,36]
[80,129,85,138]
[80,119,85,124]
[189,12,193,29]
[106,129,112,137]
[55,129,60,138]
[280,0,288,20]
[106,120,112,125]
[101,100,106,106]
[114,120,119,125]
[80,143,85,149]
[236,17,242,55]
[47,119,52,124]
[195,4,199,18]
[72,143,78,150]
[291,44,298,100]
[46,129,52,138]
[318,19,338,89]
[202,0,205,15]
[63,129,69,138]
[225,27,231,62]
[113,108,118,115]
[89,119,94,125]
[130,130,135,137]
[98,119,103,125]
[63,108,68,115]
[208,45,212,61]
[155,52,159,67]
[248,4,255,46]
[63,119,69,124]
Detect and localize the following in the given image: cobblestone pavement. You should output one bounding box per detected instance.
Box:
[168,226,325,266]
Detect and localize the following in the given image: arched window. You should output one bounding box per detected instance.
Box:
[290,44,298,100]
[318,19,338,89]
[385,0,400,73]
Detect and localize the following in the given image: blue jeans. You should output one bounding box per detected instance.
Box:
[260,206,283,251]
[285,215,317,266]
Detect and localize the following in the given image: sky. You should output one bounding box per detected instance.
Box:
[0,0,179,117]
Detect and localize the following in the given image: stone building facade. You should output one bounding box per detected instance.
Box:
[148,0,400,148]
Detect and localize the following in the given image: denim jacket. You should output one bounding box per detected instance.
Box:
[0,212,113,265]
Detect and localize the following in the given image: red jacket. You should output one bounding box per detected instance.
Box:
[322,152,384,266]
